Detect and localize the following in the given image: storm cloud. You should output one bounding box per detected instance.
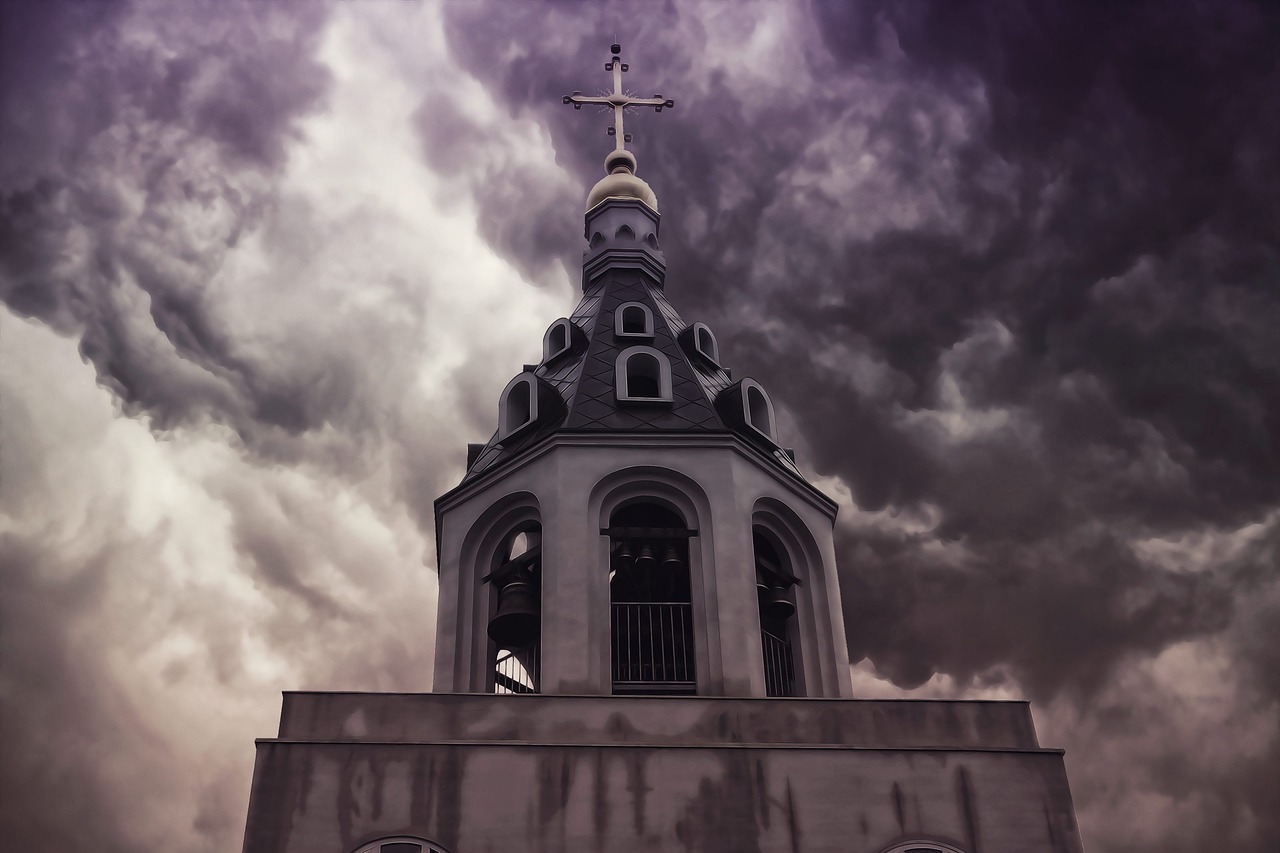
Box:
[2,1,1278,851]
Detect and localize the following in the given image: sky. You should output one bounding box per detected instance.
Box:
[1,1,1278,851]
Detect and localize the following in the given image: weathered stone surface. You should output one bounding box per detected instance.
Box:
[277,692,1041,751]
[244,693,1083,853]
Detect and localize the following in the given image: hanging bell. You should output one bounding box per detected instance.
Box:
[661,545,681,572]
[615,541,634,569]
[488,572,539,647]
[634,544,656,572]
[759,582,796,622]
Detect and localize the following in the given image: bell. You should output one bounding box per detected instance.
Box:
[634,544,656,572]
[661,545,681,572]
[615,541,634,569]
[488,573,539,647]
[759,583,796,622]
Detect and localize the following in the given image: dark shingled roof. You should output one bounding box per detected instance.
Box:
[459,270,805,487]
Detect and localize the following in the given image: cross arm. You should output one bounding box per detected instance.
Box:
[562,92,675,112]
[623,95,676,112]
[562,92,614,109]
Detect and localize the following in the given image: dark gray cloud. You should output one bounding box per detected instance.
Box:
[438,2,1280,851]
[3,1,1279,852]
[1,0,331,437]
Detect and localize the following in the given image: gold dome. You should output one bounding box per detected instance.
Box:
[586,150,658,212]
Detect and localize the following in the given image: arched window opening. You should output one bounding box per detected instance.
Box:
[747,385,771,435]
[627,352,661,397]
[644,232,659,249]
[500,378,534,439]
[487,524,542,694]
[696,326,717,362]
[614,301,654,338]
[754,528,797,697]
[351,837,450,853]
[623,307,647,335]
[616,346,673,403]
[616,224,635,240]
[543,319,572,363]
[589,231,605,249]
[608,502,695,695]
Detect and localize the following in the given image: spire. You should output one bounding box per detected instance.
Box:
[563,43,674,212]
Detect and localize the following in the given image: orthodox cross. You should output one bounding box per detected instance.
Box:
[562,44,674,152]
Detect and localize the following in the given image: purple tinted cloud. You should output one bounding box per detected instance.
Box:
[2,1,1278,852]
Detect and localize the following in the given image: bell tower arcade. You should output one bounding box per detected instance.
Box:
[431,43,852,700]
[241,44,1085,853]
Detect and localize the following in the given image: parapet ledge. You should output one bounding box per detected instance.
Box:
[277,693,1042,752]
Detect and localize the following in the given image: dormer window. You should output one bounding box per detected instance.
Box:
[616,346,673,403]
[542,318,573,363]
[615,302,654,339]
[695,325,717,362]
[498,374,538,443]
[742,378,778,443]
[692,322,719,365]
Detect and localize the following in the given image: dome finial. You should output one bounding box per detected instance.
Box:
[562,44,675,211]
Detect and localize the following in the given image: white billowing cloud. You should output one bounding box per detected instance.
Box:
[0,308,414,850]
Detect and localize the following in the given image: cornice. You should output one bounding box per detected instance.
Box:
[435,431,840,519]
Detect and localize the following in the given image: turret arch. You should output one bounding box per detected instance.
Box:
[876,842,967,853]
[590,465,711,535]
[589,466,716,694]
[350,836,451,853]
[751,497,823,582]
[752,496,830,698]
[456,491,542,693]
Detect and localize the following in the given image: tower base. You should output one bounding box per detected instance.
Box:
[242,692,1083,853]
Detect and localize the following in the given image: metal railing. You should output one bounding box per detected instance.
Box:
[611,602,695,693]
[494,644,539,694]
[762,628,795,697]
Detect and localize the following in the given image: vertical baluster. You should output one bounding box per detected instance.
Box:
[680,604,689,682]
[773,636,782,696]
[659,604,668,682]
[765,635,773,696]
[775,637,783,696]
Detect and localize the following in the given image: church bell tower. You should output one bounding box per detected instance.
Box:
[241,45,1085,853]
[432,44,853,702]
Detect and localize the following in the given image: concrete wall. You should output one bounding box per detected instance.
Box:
[244,694,1083,853]
[277,693,1041,751]
[432,437,853,698]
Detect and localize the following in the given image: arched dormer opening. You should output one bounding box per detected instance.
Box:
[486,522,542,694]
[615,301,654,338]
[677,321,721,370]
[607,501,695,695]
[616,346,673,403]
[742,378,778,443]
[542,318,573,363]
[499,375,536,442]
[696,325,717,361]
[497,372,564,445]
